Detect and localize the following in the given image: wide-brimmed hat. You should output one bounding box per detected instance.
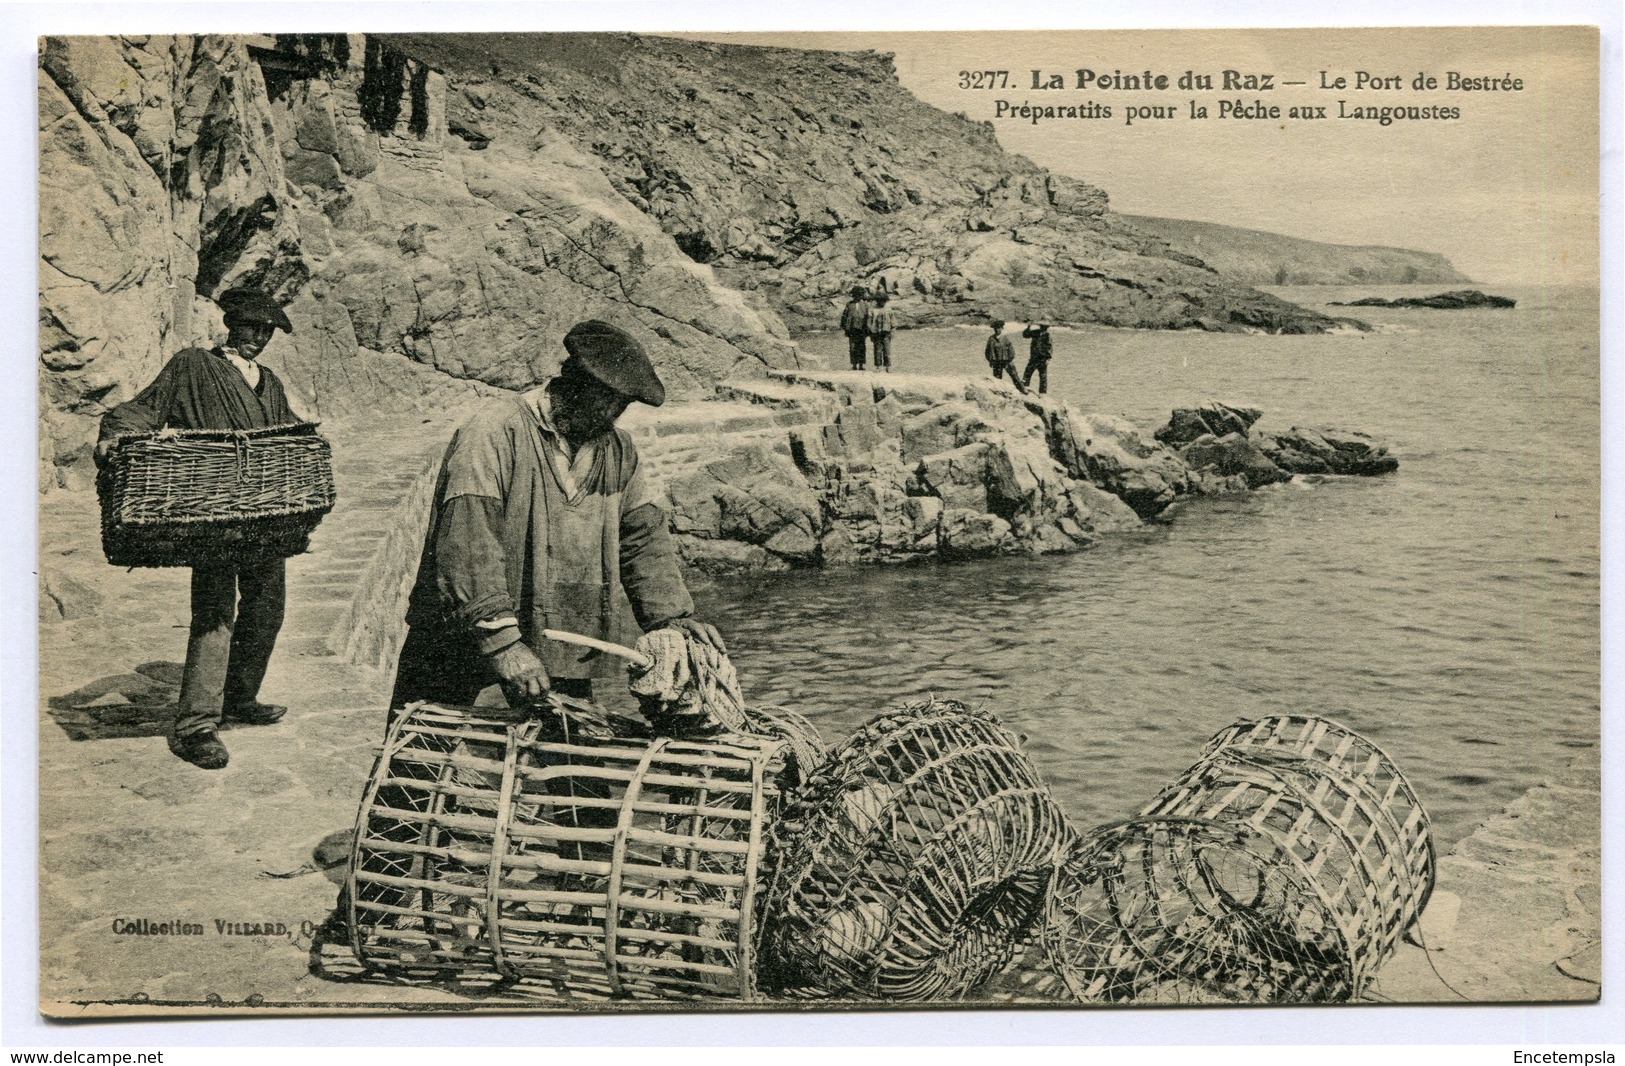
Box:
[562,320,666,407]
[217,288,293,333]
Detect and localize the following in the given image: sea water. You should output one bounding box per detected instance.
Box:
[690,284,1600,849]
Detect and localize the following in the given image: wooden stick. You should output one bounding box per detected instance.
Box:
[541,628,653,669]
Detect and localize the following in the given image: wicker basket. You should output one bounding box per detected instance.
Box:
[756,698,1074,1001]
[1041,715,1433,1004]
[97,422,335,567]
[346,698,800,1001]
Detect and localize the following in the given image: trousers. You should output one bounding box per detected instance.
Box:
[846,332,868,369]
[990,362,1027,393]
[175,558,286,737]
[870,332,892,370]
[1022,359,1050,394]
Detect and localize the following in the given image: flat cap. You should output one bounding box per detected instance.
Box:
[563,320,665,407]
[217,288,293,333]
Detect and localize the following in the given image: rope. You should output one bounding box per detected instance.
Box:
[1408,917,1472,1000]
[630,628,750,735]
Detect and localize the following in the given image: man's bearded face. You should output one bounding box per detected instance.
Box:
[551,367,631,444]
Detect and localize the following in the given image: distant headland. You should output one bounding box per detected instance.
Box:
[1328,290,1516,309]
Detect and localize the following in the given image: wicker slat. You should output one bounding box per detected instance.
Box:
[756,698,1074,1001]
[97,422,335,567]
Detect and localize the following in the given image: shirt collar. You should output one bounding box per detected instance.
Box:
[525,386,559,437]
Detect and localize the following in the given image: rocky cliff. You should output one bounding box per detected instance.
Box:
[1118,214,1472,287]
[38,33,799,490]
[394,33,1340,335]
[38,32,1344,493]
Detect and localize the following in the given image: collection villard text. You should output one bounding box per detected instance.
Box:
[110,917,316,938]
[961,67,1525,126]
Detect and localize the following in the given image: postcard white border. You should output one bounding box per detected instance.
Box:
[3,0,1620,1050]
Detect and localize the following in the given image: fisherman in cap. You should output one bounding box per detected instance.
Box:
[1020,321,1054,395]
[391,320,724,713]
[983,320,1026,393]
[838,285,872,371]
[96,286,304,770]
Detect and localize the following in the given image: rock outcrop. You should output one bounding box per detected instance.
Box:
[388,33,1343,336]
[1329,290,1516,309]
[1154,399,1398,487]
[626,378,1397,574]
[1119,215,1472,287]
[38,31,1359,494]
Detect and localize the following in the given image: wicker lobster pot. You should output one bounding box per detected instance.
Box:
[1041,715,1433,1003]
[1042,816,1360,1003]
[756,699,1073,1001]
[346,699,799,1000]
[97,422,335,567]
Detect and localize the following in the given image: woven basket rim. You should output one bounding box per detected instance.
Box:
[106,421,322,446]
[1044,814,1359,1001]
[106,502,334,528]
[1200,714,1438,912]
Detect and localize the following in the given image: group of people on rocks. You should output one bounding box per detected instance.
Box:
[838,283,898,372]
[984,319,1054,395]
[838,283,1058,394]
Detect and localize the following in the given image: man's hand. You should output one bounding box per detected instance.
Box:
[93,439,114,467]
[667,616,727,655]
[489,640,550,704]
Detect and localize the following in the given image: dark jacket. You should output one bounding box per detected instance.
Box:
[839,298,872,335]
[1022,326,1053,363]
[984,334,1016,366]
[99,347,301,438]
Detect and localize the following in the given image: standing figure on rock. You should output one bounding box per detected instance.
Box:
[1021,322,1054,395]
[839,286,873,371]
[866,291,898,373]
[95,288,301,771]
[984,320,1025,393]
[391,320,725,715]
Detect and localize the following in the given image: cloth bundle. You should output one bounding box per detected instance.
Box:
[629,627,751,735]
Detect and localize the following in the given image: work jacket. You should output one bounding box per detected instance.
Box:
[840,299,871,335]
[405,391,693,680]
[1022,326,1054,363]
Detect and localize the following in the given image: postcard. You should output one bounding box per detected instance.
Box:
[35,25,1600,1017]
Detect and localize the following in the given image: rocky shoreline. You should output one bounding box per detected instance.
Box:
[635,373,1397,578]
[1329,289,1516,309]
[41,32,1368,494]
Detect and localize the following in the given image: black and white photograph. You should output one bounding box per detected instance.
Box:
[24,16,1607,1026]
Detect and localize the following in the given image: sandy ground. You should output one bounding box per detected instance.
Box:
[36,399,1601,1015]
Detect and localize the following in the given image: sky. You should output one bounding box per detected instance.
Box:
[690,28,1601,286]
